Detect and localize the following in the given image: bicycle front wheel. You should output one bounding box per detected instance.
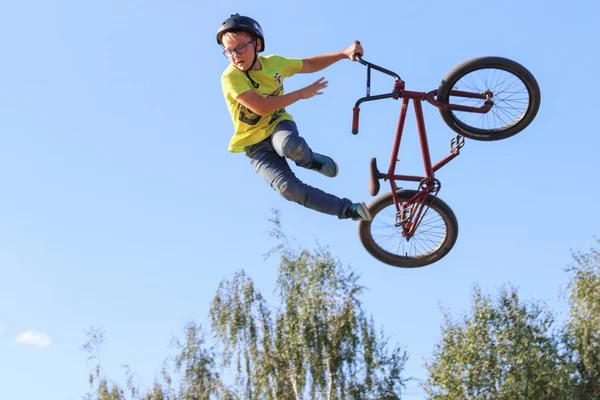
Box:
[358,190,458,268]
[438,56,541,141]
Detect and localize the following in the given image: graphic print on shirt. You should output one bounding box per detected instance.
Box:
[238,105,261,126]
[237,72,286,127]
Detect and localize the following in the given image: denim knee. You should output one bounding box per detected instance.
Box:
[277,181,307,205]
[280,134,311,163]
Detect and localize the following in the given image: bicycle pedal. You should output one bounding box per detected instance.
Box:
[450,135,465,151]
[396,207,410,225]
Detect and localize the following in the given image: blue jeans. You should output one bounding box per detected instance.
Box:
[244,120,352,219]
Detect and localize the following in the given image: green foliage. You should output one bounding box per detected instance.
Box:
[169,321,220,398]
[209,213,407,400]
[422,284,571,400]
[81,327,127,400]
[81,323,226,400]
[563,240,600,399]
[422,240,600,399]
[81,210,599,400]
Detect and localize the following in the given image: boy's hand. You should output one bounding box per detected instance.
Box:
[344,40,364,61]
[298,77,328,99]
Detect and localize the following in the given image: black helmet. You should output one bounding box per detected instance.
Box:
[216,14,265,52]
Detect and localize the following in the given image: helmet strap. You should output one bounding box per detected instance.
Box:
[245,45,260,89]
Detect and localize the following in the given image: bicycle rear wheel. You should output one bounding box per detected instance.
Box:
[438,57,541,141]
[358,190,458,268]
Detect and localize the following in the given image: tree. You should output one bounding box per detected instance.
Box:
[81,323,225,400]
[82,327,126,400]
[209,214,408,400]
[563,240,600,399]
[422,284,571,400]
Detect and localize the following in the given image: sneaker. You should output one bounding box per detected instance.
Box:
[308,153,339,178]
[346,202,372,221]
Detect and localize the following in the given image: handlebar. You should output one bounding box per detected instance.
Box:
[354,55,401,81]
[352,55,403,135]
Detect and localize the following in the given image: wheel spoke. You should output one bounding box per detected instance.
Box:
[447,67,530,132]
[360,192,456,267]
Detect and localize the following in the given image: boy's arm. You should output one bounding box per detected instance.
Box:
[236,77,328,116]
[300,41,363,74]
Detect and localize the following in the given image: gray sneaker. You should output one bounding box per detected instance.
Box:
[346,202,372,221]
[308,153,339,178]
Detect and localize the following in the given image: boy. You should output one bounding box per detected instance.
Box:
[217,14,372,221]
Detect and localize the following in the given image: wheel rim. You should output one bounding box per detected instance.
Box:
[446,67,531,133]
[369,202,449,260]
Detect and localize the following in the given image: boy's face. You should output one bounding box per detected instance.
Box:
[221,32,259,71]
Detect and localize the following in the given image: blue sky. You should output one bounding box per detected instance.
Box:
[1,0,599,398]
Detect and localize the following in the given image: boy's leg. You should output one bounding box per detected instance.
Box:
[245,138,352,219]
[269,120,312,166]
[270,120,338,178]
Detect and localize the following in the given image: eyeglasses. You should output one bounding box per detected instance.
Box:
[222,40,255,58]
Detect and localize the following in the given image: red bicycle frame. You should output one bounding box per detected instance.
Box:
[351,56,492,238]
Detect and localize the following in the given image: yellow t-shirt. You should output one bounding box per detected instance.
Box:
[221,55,303,153]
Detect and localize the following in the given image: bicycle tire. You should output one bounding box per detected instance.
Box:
[358,190,458,268]
[438,56,541,141]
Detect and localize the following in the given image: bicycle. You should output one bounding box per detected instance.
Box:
[351,55,541,268]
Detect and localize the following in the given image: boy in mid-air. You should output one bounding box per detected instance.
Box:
[218,14,372,221]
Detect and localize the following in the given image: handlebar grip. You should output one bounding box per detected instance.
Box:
[352,40,363,61]
[352,107,360,135]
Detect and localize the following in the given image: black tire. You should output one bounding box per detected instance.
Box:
[438,56,541,141]
[358,190,458,268]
